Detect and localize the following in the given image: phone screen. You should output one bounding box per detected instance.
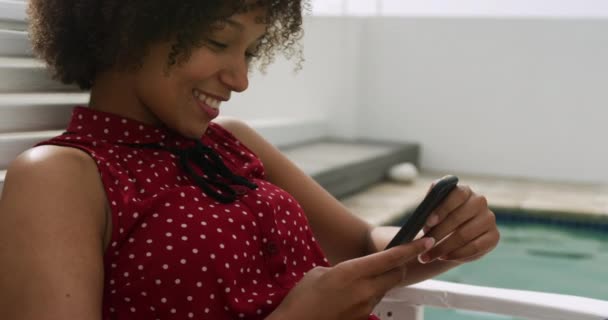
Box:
[384,175,459,250]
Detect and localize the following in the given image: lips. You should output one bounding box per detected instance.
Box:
[193,89,222,120]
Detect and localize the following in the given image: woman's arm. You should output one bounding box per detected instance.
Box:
[0,146,108,320]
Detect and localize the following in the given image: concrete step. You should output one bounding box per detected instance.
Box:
[0,1,27,31]
[0,57,80,92]
[282,139,419,199]
[0,92,89,133]
[0,29,31,56]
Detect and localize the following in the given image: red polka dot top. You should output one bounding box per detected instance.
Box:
[35,106,354,319]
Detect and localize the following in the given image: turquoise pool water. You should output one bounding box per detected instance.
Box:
[421,221,608,320]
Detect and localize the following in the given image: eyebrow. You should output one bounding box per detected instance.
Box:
[223,18,267,42]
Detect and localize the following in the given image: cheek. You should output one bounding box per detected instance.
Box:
[132,49,219,115]
[136,75,175,110]
[137,64,189,102]
[179,49,220,81]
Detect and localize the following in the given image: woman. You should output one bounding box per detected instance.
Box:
[0,0,499,319]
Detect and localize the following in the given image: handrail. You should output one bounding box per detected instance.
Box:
[375,280,608,320]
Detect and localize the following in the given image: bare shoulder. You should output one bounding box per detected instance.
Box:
[2,144,106,211]
[214,117,264,152]
[0,145,107,319]
[6,144,100,179]
[0,144,108,245]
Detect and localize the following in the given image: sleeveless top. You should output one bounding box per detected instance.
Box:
[34,106,338,319]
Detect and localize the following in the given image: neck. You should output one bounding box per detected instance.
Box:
[89,71,162,126]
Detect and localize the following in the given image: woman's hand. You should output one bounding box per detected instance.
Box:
[268,237,435,320]
[419,181,500,264]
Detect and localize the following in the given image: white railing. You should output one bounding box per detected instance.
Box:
[374,280,608,320]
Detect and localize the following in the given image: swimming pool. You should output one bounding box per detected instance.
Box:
[392,209,608,320]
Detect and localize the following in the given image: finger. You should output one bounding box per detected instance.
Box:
[440,229,500,262]
[339,237,435,278]
[372,265,407,294]
[450,250,486,263]
[424,211,495,262]
[426,193,486,244]
[425,185,473,229]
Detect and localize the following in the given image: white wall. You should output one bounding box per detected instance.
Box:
[357,17,608,184]
[223,16,608,185]
[377,0,608,17]
[312,0,608,18]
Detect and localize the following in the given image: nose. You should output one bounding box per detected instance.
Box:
[219,57,249,93]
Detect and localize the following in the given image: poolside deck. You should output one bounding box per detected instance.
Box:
[340,172,608,226]
[281,140,608,226]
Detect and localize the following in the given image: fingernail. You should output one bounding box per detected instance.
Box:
[423,237,436,250]
[426,214,439,227]
[418,253,430,264]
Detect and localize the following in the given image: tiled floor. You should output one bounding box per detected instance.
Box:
[340,171,608,226]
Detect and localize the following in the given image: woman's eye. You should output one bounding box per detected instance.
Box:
[207,39,227,49]
[206,38,257,60]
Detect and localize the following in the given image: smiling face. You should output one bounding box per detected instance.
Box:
[89,7,268,139]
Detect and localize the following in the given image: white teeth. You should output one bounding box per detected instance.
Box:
[205,97,219,109]
[193,89,220,109]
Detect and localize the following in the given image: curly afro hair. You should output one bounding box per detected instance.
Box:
[28,0,308,90]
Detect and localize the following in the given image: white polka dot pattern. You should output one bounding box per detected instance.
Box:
[35,107,334,320]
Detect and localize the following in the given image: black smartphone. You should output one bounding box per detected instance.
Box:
[385,175,459,250]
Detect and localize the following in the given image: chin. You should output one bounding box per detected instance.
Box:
[181,122,210,139]
[170,110,211,139]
